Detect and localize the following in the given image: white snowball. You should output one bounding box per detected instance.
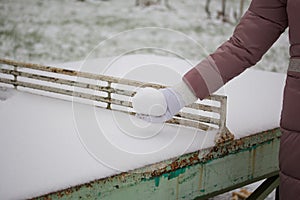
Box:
[132,87,167,116]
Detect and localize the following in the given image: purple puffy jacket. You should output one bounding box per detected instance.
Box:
[183,0,300,199]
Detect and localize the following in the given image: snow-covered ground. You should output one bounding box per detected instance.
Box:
[0,0,288,199]
[0,0,289,72]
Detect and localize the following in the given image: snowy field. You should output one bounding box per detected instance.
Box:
[0,0,286,199]
[0,0,289,72]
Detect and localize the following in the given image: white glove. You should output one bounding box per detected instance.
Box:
[132,81,197,123]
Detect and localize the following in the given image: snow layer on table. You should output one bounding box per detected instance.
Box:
[222,69,286,138]
[57,54,286,137]
[0,55,286,199]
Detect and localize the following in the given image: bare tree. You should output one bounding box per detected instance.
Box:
[205,0,246,23]
[234,0,246,22]
[164,0,171,9]
[221,0,226,17]
[240,0,245,18]
[217,0,233,23]
[217,0,227,21]
[205,0,211,18]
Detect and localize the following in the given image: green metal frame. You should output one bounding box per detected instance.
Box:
[34,128,281,200]
[247,175,279,200]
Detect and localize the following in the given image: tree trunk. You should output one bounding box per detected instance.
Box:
[240,0,245,18]
[164,0,171,9]
[135,0,140,6]
[221,0,226,18]
[205,0,211,18]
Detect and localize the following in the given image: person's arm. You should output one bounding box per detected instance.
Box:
[184,0,288,99]
[133,0,288,122]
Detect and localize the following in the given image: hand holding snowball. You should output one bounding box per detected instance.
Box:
[132,81,198,123]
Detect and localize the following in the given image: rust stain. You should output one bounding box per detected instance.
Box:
[57,192,64,198]
[188,153,200,164]
[48,67,78,76]
[150,152,200,178]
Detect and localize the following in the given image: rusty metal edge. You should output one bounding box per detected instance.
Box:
[32,128,281,199]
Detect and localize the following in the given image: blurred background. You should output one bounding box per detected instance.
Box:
[0,0,289,72]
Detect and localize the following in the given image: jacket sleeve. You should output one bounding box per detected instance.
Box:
[183,0,288,100]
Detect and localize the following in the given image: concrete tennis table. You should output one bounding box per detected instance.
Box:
[0,55,285,199]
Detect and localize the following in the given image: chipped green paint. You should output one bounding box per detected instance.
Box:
[34,128,281,200]
[165,168,186,180]
[154,177,160,187]
[151,167,186,187]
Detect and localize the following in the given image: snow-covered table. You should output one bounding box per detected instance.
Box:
[0,55,285,199]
